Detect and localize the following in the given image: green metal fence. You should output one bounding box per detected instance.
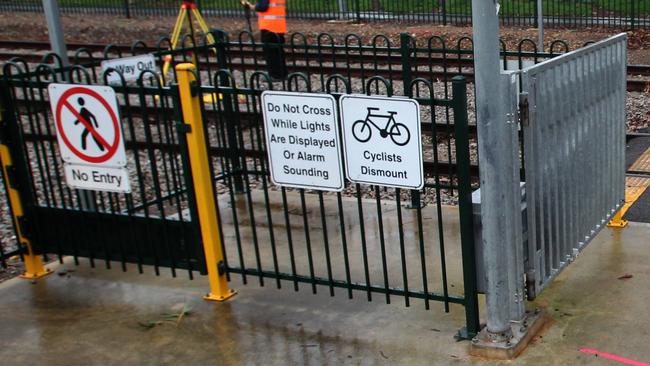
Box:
[0,30,493,336]
[0,0,648,28]
[0,60,206,277]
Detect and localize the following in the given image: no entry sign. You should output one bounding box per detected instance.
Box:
[49,84,130,193]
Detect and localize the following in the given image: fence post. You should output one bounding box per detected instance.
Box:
[630,0,636,30]
[354,0,361,22]
[452,76,480,338]
[442,0,447,25]
[123,0,131,19]
[0,83,51,280]
[213,30,245,193]
[176,63,237,302]
[399,33,421,209]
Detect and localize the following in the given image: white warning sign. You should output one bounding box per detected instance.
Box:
[49,83,131,193]
[101,54,157,84]
[340,95,423,190]
[261,91,344,191]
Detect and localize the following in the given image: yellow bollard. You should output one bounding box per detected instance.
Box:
[0,103,51,279]
[176,63,236,302]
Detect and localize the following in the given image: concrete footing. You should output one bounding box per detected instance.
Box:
[469,309,545,360]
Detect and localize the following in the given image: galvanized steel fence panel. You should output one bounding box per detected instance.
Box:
[521,33,627,298]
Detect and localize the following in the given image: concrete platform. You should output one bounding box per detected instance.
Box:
[1,222,649,365]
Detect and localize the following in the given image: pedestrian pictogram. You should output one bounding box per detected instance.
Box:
[74,97,105,151]
[352,107,411,146]
[340,95,423,190]
[49,84,130,193]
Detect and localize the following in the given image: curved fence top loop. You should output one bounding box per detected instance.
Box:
[409,77,435,100]
[324,74,351,95]
[371,34,392,49]
[180,34,197,50]
[73,48,95,65]
[156,36,173,52]
[2,59,28,78]
[289,32,308,47]
[34,64,59,83]
[40,52,65,69]
[427,35,447,50]
[549,40,570,55]
[517,38,539,54]
[286,72,311,93]
[237,30,255,44]
[317,32,335,47]
[213,69,236,88]
[364,76,393,97]
[455,36,474,51]
[344,33,363,47]
[130,40,149,56]
[68,65,93,85]
[102,67,127,87]
[249,71,274,91]
[137,69,166,89]
[103,44,123,60]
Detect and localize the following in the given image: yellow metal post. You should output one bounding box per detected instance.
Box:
[0,104,51,279]
[176,63,236,302]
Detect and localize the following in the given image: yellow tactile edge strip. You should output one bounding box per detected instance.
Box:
[629,147,650,173]
[619,176,650,218]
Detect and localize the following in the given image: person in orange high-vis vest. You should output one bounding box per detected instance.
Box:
[241,0,288,80]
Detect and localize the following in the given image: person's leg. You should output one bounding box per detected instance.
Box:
[261,30,287,80]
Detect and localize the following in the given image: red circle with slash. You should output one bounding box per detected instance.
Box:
[55,86,120,164]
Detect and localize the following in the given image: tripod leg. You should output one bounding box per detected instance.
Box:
[185,8,199,68]
[163,9,187,76]
[193,8,216,45]
[170,9,186,50]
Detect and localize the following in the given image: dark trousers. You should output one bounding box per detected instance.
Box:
[261,30,288,80]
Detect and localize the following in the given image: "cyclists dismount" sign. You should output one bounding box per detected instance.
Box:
[340,95,424,190]
[261,91,344,191]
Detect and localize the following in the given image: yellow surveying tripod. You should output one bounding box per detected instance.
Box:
[162,0,216,77]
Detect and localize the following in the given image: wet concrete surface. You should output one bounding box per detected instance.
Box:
[1,219,649,365]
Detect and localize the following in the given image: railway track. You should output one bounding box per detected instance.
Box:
[1,40,649,92]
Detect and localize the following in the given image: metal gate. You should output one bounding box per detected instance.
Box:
[520,34,627,298]
[0,63,206,277]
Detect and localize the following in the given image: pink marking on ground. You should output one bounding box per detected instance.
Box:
[580,348,650,366]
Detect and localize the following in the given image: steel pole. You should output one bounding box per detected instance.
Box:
[471,0,515,339]
[338,0,348,15]
[43,0,98,211]
[537,0,544,51]
[42,0,69,66]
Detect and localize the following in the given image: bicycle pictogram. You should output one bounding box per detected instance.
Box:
[352,107,411,146]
